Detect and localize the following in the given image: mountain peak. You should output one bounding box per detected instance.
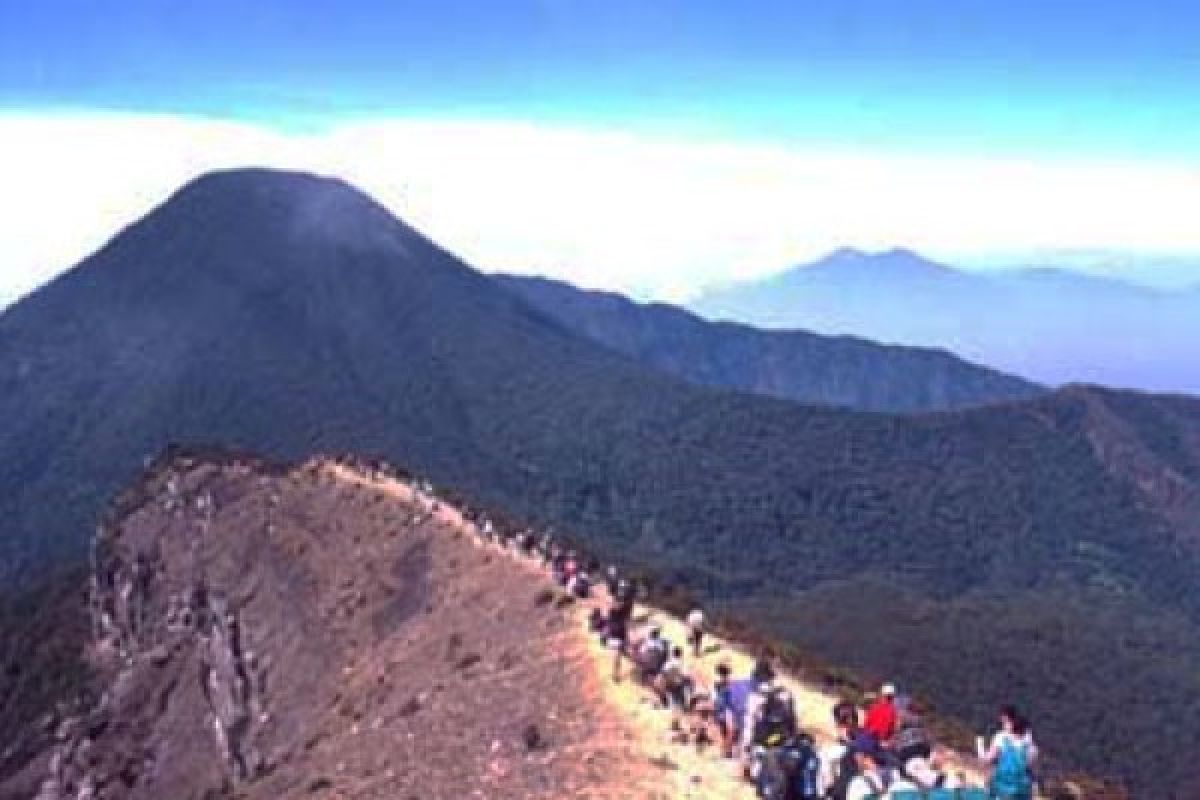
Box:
[156,167,416,256]
[173,167,361,205]
[817,246,945,271]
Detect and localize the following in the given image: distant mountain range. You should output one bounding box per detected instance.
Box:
[497,274,1042,412]
[3,170,1200,794]
[691,248,1200,394]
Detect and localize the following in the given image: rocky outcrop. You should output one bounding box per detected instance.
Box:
[7,451,648,800]
[32,458,270,799]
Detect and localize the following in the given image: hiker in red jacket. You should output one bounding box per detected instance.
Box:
[863,682,899,744]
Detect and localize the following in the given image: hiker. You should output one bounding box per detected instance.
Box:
[977,705,1037,800]
[890,701,932,763]
[818,700,862,799]
[740,661,786,760]
[658,646,695,733]
[686,607,705,657]
[711,662,741,758]
[844,734,899,800]
[604,565,620,598]
[569,568,591,598]
[606,591,633,682]
[633,626,670,684]
[863,683,899,745]
[562,551,579,586]
[752,730,821,800]
[614,577,636,607]
[751,685,798,750]
[550,546,567,583]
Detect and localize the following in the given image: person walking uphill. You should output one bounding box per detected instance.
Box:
[978,705,1037,800]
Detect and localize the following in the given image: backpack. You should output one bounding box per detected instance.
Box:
[754,746,791,799]
[779,734,820,800]
[637,639,668,674]
[824,743,859,800]
[892,723,932,761]
[990,735,1033,797]
[753,689,797,746]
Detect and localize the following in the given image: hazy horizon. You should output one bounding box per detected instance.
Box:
[3,1,1200,305]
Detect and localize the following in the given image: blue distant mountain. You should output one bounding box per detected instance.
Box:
[692,249,1199,394]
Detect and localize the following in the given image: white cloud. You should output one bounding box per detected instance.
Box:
[2,110,1200,306]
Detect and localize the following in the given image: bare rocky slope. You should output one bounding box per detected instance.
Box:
[1,451,660,800]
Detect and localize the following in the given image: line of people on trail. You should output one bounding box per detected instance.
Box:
[587,575,1040,800]
[416,481,1039,800]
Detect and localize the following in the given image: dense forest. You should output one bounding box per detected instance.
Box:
[2,169,1198,795]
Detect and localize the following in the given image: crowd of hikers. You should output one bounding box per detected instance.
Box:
[400,472,1041,800]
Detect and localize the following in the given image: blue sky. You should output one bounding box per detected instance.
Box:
[6,0,1200,156]
[1,0,1199,302]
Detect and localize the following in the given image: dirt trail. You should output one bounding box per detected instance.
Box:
[329,464,987,798]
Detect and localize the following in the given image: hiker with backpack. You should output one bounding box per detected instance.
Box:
[746,685,805,796]
[977,705,1037,800]
[741,663,792,765]
[751,730,821,800]
[751,686,798,750]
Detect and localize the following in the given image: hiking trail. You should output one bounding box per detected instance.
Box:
[330,463,989,798]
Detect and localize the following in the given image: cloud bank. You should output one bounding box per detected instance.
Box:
[2,111,1200,305]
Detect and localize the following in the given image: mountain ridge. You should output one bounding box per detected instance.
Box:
[691,248,1200,393]
[497,272,1044,412]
